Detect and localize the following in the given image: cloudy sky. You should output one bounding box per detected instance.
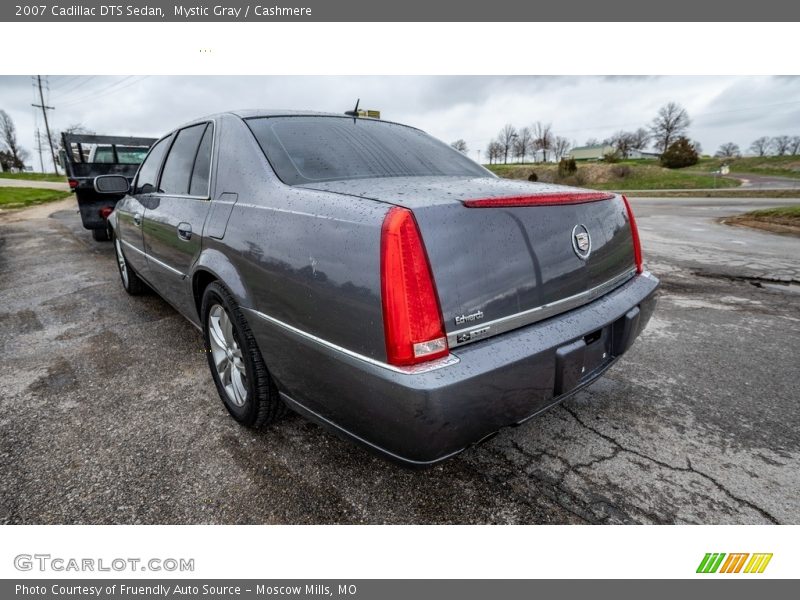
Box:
[1,75,799,170]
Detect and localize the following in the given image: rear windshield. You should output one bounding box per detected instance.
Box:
[246,116,488,186]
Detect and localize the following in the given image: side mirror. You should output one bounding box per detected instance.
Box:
[94,175,130,194]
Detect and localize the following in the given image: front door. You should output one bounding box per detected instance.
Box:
[117,134,173,275]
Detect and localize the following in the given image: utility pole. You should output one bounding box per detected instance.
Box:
[35,127,44,172]
[32,75,58,174]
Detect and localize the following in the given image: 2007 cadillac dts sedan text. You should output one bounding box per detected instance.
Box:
[97,110,659,466]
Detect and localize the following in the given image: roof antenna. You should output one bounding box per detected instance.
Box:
[344,98,360,122]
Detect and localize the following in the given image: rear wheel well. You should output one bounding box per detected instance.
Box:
[193,270,218,319]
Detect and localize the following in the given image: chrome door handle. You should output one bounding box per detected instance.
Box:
[177,222,192,241]
[133,212,142,226]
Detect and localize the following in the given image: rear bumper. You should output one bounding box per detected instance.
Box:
[246,271,659,466]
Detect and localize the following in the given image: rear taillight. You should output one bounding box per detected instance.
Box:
[463,192,614,208]
[380,207,448,366]
[99,207,113,219]
[68,179,78,189]
[622,195,643,273]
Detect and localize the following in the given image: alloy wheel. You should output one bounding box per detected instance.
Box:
[114,238,129,288]
[208,304,248,407]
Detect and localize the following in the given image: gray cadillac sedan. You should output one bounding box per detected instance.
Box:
[99,110,659,466]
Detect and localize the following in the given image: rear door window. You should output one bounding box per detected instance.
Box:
[188,124,213,197]
[134,135,172,195]
[159,124,207,195]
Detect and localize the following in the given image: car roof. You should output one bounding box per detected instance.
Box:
[229,109,345,119]
[167,109,424,139]
[229,109,421,131]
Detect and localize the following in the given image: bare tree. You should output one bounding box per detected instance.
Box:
[715,142,741,158]
[629,128,650,151]
[51,123,94,154]
[790,136,800,156]
[497,124,517,164]
[692,140,703,156]
[0,109,28,170]
[552,136,571,161]
[749,136,771,157]
[512,126,533,163]
[650,102,691,155]
[486,140,503,165]
[771,135,792,156]
[610,131,635,158]
[450,139,468,154]
[532,122,554,162]
[584,137,600,147]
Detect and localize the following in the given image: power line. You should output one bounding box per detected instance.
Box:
[57,75,141,107]
[51,75,97,98]
[48,75,80,90]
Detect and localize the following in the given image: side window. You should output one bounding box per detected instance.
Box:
[134,135,171,195]
[189,124,213,197]
[159,124,207,195]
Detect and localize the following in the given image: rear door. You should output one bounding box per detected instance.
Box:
[142,122,214,316]
[117,134,172,275]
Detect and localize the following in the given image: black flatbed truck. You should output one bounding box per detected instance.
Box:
[61,133,156,241]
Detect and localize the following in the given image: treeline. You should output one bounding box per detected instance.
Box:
[714,136,800,158]
[479,102,699,165]
[482,122,572,165]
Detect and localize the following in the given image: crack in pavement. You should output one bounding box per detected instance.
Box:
[471,442,593,524]
[510,439,671,525]
[560,405,781,524]
[508,440,612,524]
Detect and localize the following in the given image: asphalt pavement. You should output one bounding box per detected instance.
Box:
[0,195,798,524]
[733,173,800,189]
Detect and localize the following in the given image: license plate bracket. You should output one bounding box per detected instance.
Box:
[554,325,613,396]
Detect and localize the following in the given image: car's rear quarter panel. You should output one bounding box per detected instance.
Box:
[205,114,389,369]
[223,188,387,360]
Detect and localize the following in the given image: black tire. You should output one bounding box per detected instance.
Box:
[113,234,147,295]
[201,281,286,428]
[92,227,111,241]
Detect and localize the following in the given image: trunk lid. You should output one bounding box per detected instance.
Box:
[299,176,637,348]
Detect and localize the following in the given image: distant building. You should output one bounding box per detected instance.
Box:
[569,145,660,161]
[628,149,660,160]
[569,144,615,161]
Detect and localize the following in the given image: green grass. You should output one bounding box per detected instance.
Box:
[744,205,800,220]
[592,169,739,191]
[725,203,800,234]
[486,163,523,176]
[0,172,66,183]
[485,162,740,190]
[0,187,71,209]
[692,155,800,179]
